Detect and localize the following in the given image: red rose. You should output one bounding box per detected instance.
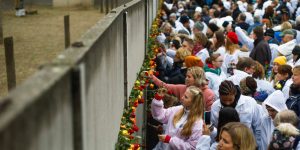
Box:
[129,129,134,135]
[132,124,139,132]
[138,98,145,104]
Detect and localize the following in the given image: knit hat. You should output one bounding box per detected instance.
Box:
[184,56,204,68]
[227,32,239,44]
[292,45,300,56]
[222,21,230,28]
[194,22,204,31]
[264,28,275,38]
[280,29,295,37]
[273,56,287,65]
[180,15,190,24]
[208,23,219,33]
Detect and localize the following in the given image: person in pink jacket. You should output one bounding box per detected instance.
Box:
[151,66,215,111]
[151,86,205,149]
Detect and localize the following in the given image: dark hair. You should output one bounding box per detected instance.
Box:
[213,10,220,18]
[206,53,221,64]
[216,107,240,141]
[240,77,257,96]
[253,26,264,38]
[172,39,181,49]
[278,65,293,79]
[214,31,225,50]
[252,61,265,79]
[239,13,247,21]
[219,80,237,96]
[236,57,255,71]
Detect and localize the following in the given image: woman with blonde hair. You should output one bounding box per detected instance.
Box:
[151,86,205,149]
[150,66,214,111]
[222,32,241,77]
[218,122,257,150]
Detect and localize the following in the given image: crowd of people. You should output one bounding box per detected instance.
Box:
[149,0,300,149]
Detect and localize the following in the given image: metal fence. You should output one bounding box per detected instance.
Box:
[0,0,159,149]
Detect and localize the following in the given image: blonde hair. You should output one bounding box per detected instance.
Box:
[175,47,191,61]
[281,21,292,31]
[293,65,300,75]
[274,110,298,127]
[276,123,300,136]
[220,122,257,150]
[225,37,239,55]
[194,32,208,47]
[187,66,207,86]
[173,86,205,137]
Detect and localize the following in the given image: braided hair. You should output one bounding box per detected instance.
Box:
[219,80,237,96]
[219,80,241,108]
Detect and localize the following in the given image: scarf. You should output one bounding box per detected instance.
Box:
[192,43,204,56]
[204,64,221,76]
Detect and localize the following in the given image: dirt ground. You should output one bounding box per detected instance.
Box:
[0,5,104,97]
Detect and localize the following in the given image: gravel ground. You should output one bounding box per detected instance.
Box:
[0,5,104,97]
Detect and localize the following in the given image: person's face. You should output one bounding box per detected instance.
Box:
[226,24,233,32]
[220,94,235,106]
[207,29,213,38]
[169,15,176,22]
[275,73,288,81]
[193,13,201,21]
[185,71,196,87]
[180,90,193,108]
[282,35,289,43]
[183,22,190,28]
[209,9,215,18]
[264,36,271,41]
[266,105,278,119]
[273,63,279,73]
[212,56,224,68]
[182,41,192,51]
[244,66,255,75]
[212,33,217,44]
[218,131,234,150]
[292,70,300,85]
[193,27,200,34]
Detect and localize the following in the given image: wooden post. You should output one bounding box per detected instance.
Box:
[123,11,128,108]
[4,37,16,91]
[64,15,70,49]
[105,0,109,14]
[0,7,3,44]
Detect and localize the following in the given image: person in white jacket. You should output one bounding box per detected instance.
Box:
[274,65,293,99]
[211,80,262,146]
[287,45,300,68]
[259,90,288,150]
[204,53,227,99]
[252,61,275,101]
[277,29,297,61]
[227,57,256,85]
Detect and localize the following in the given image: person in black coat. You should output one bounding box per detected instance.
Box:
[286,66,300,118]
[250,26,272,68]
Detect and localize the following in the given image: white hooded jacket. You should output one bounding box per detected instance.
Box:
[278,39,296,61]
[259,91,288,150]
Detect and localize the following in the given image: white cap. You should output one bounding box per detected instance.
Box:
[195,7,202,13]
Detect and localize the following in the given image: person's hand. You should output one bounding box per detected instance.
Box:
[157,86,167,97]
[158,134,166,142]
[202,124,211,135]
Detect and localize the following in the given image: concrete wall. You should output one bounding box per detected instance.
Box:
[0,0,159,149]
